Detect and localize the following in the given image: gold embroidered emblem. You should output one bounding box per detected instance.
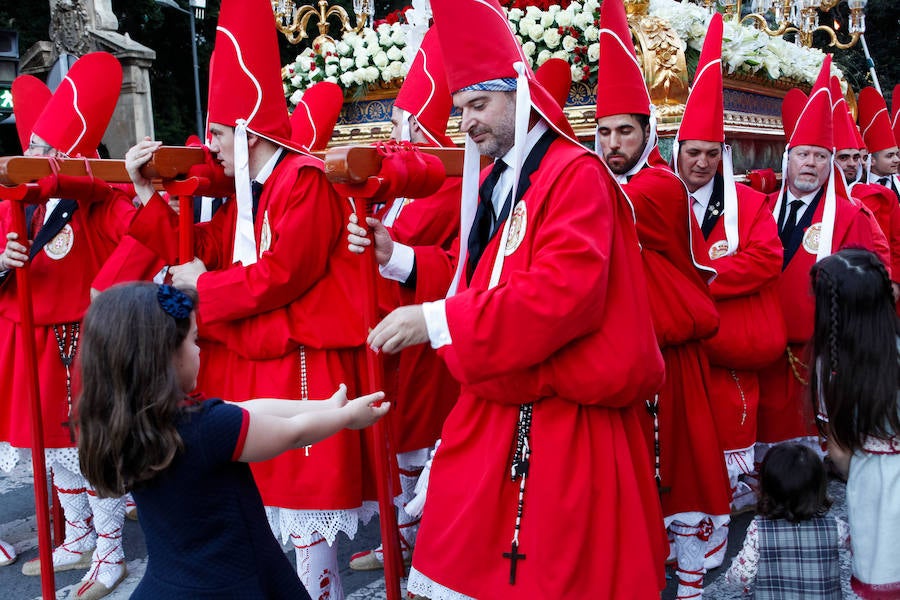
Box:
[504,203,527,256]
[259,210,271,255]
[708,240,729,260]
[802,223,821,254]
[44,224,74,260]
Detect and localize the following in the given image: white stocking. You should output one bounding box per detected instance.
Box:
[83,489,126,587]
[703,523,728,570]
[293,531,343,600]
[0,538,16,564]
[670,520,709,599]
[52,467,96,559]
[397,465,423,554]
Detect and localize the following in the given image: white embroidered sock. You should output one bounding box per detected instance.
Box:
[0,538,16,564]
[293,531,343,600]
[671,520,708,599]
[83,489,126,588]
[52,467,96,560]
[703,523,728,570]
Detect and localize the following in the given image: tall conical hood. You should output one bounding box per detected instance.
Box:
[892,84,900,147]
[11,75,52,153]
[290,81,344,151]
[677,13,724,143]
[32,52,122,157]
[595,0,650,119]
[830,77,859,152]
[858,86,897,153]
[394,27,454,147]
[535,57,572,110]
[787,55,833,151]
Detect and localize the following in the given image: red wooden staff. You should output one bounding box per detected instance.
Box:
[0,182,57,600]
[329,141,448,600]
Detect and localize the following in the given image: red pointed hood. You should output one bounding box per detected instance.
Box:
[394,27,454,147]
[787,55,833,151]
[858,86,897,153]
[595,0,650,119]
[892,84,900,147]
[677,13,724,143]
[32,52,122,157]
[290,81,344,151]
[535,58,572,110]
[830,77,859,152]
[11,75,52,153]
[780,88,807,141]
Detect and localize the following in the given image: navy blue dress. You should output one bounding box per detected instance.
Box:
[131,398,311,599]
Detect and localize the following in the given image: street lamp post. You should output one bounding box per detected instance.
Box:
[156,0,205,139]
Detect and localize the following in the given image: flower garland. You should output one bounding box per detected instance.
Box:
[282,0,839,107]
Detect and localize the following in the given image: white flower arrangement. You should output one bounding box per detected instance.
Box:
[282,0,840,106]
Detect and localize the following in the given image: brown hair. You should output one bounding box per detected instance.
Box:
[77,282,198,497]
[758,443,830,523]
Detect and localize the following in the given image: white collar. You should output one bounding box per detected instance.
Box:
[787,187,818,206]
[253,147,284,186]
[689,176,715,209]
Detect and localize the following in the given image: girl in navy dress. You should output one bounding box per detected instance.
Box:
[76,282,389,599]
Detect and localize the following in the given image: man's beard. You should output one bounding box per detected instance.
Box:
[792,175,822,193]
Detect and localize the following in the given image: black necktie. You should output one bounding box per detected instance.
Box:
[779,199,803,246]
[467,160,508,280]
[878,177,890,187]
[700,194,723,239]
[251,180,263,221]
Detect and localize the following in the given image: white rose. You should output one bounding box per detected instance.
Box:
[569,1,583,12]
[379,33,392,48]
[519,17,535,31]
[508,8,523,21]
[325,63,338,77]
[291,74,303,87]
[570,64,584,83]
[336,41,351,55]
[584,25,599,42]
[522,41,536,57]
[340,72,357,87]
[525,6,542,19]
[537,49,552,66]
[340,57,354,70]
[373,51,389,68]
[574,12,592,29]
[289,89,304,105]
[355,54,369,69]
[391,29,406,46]
[543,28,561,49]
[320,41,336,55]
[548,5,560,14]
[367,66,381,82]
[528,24,544,42]
[377,23,391,36]
[325,75,338,84]
[363,29,378,45]
[540,13,554,28]
[588,42,600,62]
[562,35,577,52]
[552,50,568,61]
[390,60,406,79]
[387,46,403,61]
[555,11,573,28]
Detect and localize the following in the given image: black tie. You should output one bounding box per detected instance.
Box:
[701,194,723,239]
[878,177,890,187]
[467,160,508,280]
[251,180,263,221]
[779,199,803,247]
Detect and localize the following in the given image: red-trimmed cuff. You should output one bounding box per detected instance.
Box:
[851,577,900,599]
[231,408,250,462]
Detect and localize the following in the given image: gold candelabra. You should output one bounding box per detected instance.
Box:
[713,0,867,49]
[272,0,371,48]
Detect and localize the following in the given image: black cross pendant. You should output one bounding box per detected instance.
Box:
[503,541,526,584]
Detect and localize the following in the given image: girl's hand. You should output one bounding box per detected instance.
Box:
[322,384,351,411]
[343,391,389,430]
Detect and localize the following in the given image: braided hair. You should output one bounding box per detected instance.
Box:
[809,249,900,452]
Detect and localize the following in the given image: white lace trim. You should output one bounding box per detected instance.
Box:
[265,501,378,546]
[664,511,730,531]
[724,445,756,481]
[407,566,476,600]
[0,443,81,476]
[861,434,900,454]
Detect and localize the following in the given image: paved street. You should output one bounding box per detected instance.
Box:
[1,457,854,599]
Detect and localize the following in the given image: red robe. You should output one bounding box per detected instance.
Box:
[0,186,136,448]
[624,149,731,522]
[852,182,900,281]
[381,178,461,455]
[692,181,784,452]
[411,138,668,598]
[757,185,875,443]
[128,152,372,509]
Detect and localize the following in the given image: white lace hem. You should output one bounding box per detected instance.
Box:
[664,511,730,531]
[0,443,81,476]
[265,501,379,546]
[407,566,476,600]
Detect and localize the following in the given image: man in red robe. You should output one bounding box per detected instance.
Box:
[757,56,875,453]
[674,14,785,575]
[0,53,134,599]
[351,0,667,597]
[123,1,369,596]
[594,2,730,596]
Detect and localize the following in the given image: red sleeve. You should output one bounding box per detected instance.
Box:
[197,167,343,324]
[709,187,783,299]
[230,407,251,462]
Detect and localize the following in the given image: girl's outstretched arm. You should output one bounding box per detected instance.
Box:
[233,384,363,417]
[237,387,389,463]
